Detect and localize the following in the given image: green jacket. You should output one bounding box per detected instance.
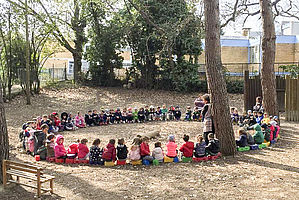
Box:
[161,108,168,114]
[133,111,138,120]
[253,124,264,144]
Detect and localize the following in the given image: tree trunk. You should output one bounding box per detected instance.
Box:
[0,77,9,183]
[25,0,31,105]
[72,51,82,83]
[259,0,278,117]
[204,0,236,156]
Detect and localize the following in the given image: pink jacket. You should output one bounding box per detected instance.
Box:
[78,143,89,159]
[166,142,177,157]
[75,115,85,126]
[54,135,66,158]
[129,146,141,161]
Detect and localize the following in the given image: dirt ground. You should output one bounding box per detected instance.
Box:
[1,86,298,200]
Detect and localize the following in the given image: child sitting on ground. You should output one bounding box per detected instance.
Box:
[78,139,89,160]
[108,109,115,124]
[152,142,164,162]
[55,135,67,159]
[144,106,150,121]
[149,106,155,121]
[92,110,100,125]
[67,139,79,159]
[133,108,138,123]
[261,123,271,142]
[138,107,145,122]
[205,133,220,155]
[85,110,94,126]
[122,108,127,123]
[179,135,194,158]
[256,111,264,125]
[46,133,55,158]
[166,135,177,158]
[140,137,154,162]
[194,134,206,158]
[155,106,162,121]
[174,106,181,121]
[231,109,239,125]
[102,139,117,162]
[236,129,248,147]
[89,139,103,165]
[185,106,192,121]
[75,111,86,128]
[261,112,270,124]
[117,138,128,161]
[127,108,134,123]
[128,145,141,161]
[252,124,264,144]
[168,106,175,121]
[193,107,201,121]
[115,108,122,123]
[161,105,168,121]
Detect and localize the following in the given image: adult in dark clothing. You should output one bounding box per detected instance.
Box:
[253,96,264,113]
[201,94,215,144]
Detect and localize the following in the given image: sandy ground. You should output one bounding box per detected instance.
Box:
[1,86,298,200]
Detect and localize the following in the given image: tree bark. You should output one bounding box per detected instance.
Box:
[259,0,279,117]
[25,0,31,105]
[204,0,236,156]
[0,77,9,183]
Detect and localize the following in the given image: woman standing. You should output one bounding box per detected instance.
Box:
[201,94,214,144]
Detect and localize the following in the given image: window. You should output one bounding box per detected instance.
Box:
[68,61,74,74]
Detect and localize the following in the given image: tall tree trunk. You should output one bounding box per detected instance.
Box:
[25,0,31,105]
[204,0,235,156]
[0,77,9,183]
[72,51,82,82]
[259,0,278,117]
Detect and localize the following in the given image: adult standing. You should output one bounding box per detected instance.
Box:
[194,94,204,111]
[253,96,264,113]
[201,94,214,144]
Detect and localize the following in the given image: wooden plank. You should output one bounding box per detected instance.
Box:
[6,160,41,170]
[50,179,54,194]
[3,160,7,186]
[8,180,51,192]
[37,169,41,198]
[7,165,39,174]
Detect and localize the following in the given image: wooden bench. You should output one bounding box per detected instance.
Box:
[2,160,55,198]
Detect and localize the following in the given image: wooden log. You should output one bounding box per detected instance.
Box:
[137,130,160,139]
[2,160,7,186]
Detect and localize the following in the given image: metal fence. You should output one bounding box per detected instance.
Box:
[40,68,73,82]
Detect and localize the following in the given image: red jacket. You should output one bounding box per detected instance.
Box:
[140,142,150,156]
[78,143,89,159]
[67,143,79,155]
[179,141,194,157]
[102,143,116,161]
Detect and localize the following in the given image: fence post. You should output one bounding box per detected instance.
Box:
[297,76,299,121]
[64,63,68,81]
[286,76,290,121]
[52,64,55,82]
[244,70,249,111]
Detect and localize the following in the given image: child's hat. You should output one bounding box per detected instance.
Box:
[117,108,120,111]
[273,116,278,120]
[168,135,175,141]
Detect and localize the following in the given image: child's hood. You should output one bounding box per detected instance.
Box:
[254,124,262,131]
[55,135,64,145]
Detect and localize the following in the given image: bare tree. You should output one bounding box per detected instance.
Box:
[260,0,279,116]
[204,0,236,156]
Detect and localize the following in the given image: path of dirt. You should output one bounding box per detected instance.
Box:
[1,87,298,200]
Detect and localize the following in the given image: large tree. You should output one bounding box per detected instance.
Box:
[204,0,236,156]
[0,77,9,183]
[259,0,278,117]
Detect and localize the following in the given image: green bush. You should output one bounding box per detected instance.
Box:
[226,79,244,93]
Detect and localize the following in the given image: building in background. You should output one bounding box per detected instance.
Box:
[43,22,299,80]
